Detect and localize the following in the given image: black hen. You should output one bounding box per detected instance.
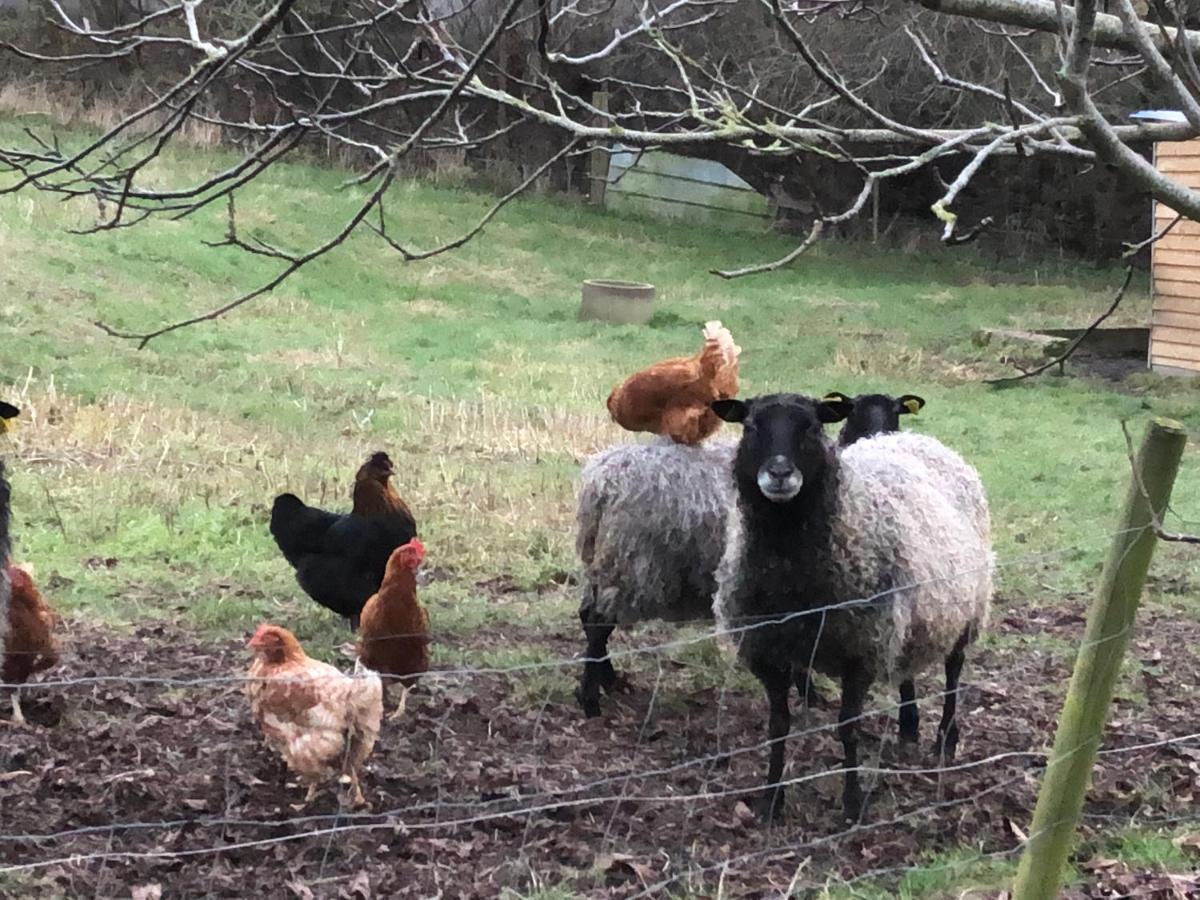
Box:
[2,400,16,564]
[269,452,417,628]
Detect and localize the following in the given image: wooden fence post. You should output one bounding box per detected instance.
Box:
[1012,417,1188,900]
[589,91,610,207]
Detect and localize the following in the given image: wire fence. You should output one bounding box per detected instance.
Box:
[2,520,1198,897]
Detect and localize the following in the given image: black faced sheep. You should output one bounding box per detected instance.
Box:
[573,393,931,718]
[835,393,925,447]
[712,393,991,822]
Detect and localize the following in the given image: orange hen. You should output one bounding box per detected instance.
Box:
[3,564,59,725]
[245,624,383,806]
[606,321,741,445]
[358,539,429,702]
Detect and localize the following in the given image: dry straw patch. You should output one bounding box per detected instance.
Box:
[417,395,623,461]
[0,82,222,147]
[2,379,623,577]
[831,336,927,377]
[405,298,466,319]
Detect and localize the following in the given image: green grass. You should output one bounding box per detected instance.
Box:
[2,117,1196,637]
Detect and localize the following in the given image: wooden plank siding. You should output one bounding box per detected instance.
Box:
[1151,138,1200,374]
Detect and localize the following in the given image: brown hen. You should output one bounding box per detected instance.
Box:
[358,539,429,709]
[245,624,383,807]
[3,564,60,725]
[606,321,741,445]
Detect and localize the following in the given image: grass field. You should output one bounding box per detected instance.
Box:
[2,120,1199,897]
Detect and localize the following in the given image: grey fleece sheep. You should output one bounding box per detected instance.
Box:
[712,393,992,822]
[574,436,736,716]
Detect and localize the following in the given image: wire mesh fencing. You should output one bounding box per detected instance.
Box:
[2,525,1199,898]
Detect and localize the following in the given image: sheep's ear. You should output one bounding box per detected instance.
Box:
[711,399,749,423]
[816,393,853,424]
[897,394,925,415]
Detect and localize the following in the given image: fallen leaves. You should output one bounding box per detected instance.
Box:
[2,605,1200,898]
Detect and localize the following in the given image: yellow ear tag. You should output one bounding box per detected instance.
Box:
[821,393,848,404]
[903,399,922,415]
[0,418,13,435]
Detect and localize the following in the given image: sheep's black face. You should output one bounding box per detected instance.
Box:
[713,394,852,504]
[836,392,924,447]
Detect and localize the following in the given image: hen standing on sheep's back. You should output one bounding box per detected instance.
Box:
[606,320,741,445]
[245,623,383,807]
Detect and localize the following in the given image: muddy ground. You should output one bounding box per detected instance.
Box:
[3,596,1200,899]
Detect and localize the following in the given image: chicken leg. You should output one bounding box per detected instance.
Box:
[8,691,25,726]
[386,683,410,723]
[346,770,368,808]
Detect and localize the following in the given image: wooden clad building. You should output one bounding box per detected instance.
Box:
[1137,110,1200,375]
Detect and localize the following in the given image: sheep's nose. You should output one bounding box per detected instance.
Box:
[764,456,795,479]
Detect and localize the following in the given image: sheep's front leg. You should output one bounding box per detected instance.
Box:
[576,605,617,717]
[750,661,792,823]
[934,627,971,761]
[839,667,871,822]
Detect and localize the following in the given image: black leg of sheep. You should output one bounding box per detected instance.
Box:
[934,626,972,760]
[838,667,873,823]
[749,660,792,823]
[576,606,618,718]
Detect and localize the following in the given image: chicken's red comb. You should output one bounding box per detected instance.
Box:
[248,622,282,645]
[395,537,425,569]
[6,564,34,592]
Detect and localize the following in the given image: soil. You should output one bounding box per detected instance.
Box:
[3,598,1200,899]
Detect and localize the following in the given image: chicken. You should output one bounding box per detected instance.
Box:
[606,321,741,445]
[270,452,417,628]
[358,539,429,706]
[245,623,383,807]
[3,564,60,726]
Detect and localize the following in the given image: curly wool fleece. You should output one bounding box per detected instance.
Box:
[576,436,737,626]
[858,431,991,544]
[715,436,992,685]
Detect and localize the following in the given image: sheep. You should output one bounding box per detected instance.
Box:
[573,392,937,719]
[574,436,736,716]
[711,393,992,822]
[835,393,925,447]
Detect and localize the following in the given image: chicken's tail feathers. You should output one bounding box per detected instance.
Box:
[702,320,740,362]
[699,320,741,383]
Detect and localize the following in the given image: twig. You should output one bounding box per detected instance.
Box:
[1120,420,1200,545]
[1122,213,1181,258]
[711,218,824,279]
[986,266,1135,385]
